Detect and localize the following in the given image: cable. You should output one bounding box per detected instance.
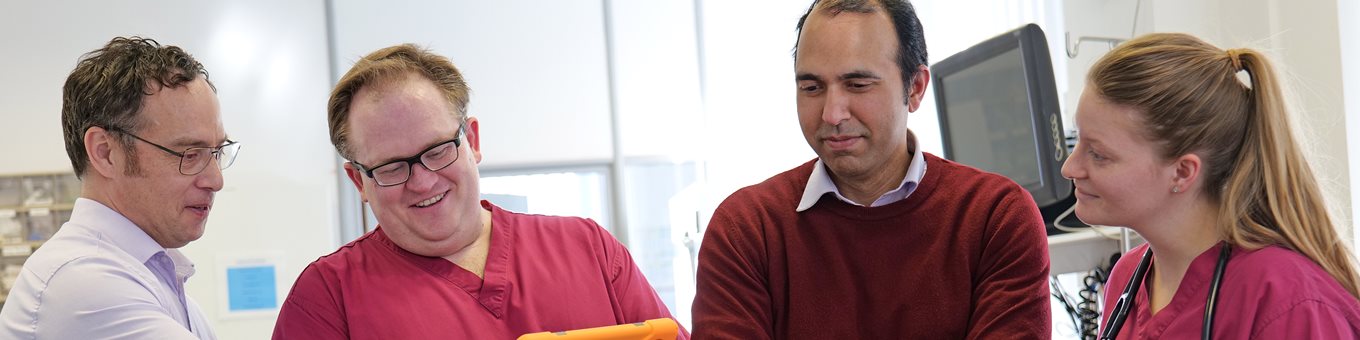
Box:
[1050,204,1125,240]
[1051,276,1083,336]
[1051,253,1119,340]
[1130,0,1142,37]
[1077,269,1107,339]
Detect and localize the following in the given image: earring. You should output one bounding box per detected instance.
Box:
[1172,186,1180,193]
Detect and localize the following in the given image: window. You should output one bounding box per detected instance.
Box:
[480,167,612,229]
[478,161,703,329]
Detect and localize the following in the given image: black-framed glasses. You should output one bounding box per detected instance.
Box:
[351,125,465,187]
[103,126,241,175]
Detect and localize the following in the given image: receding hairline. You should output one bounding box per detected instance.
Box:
[795,3,898,57]
[813,0,882,15]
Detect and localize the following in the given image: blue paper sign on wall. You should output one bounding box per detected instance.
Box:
[227,265,277,312]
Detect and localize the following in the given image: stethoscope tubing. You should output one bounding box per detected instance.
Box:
[1100,243,1232,340]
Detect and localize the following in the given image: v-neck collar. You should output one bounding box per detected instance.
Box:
[1132,242,1229,338]
[376,200,514,318]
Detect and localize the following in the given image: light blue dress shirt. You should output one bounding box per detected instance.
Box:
[797,136,928,212]
[0,198,215,339]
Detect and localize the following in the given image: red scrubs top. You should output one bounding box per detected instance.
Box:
[273,201,686,339]
[1101,243,1360,339]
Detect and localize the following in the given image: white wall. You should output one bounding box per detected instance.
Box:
[1063,0,1353,239]
[610,1,705,160]
[331,0,616,169]
[0,1,339,339]
[695,0,813,201]
[696,0,1070,202]
[1159,0,1352,239]
[915,0,1068,156]
[1057,1,1356,337]
[1342,0,1360,250]
[4,0,1358,337]
[1060,0,1150,129]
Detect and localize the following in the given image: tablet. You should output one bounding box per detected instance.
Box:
[517,318,679,340]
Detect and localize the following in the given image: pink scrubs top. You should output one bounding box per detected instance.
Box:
[1101,243,1360,339]
[273,201,686,339]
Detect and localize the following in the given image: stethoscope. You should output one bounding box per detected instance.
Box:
[1100,243,1232,340]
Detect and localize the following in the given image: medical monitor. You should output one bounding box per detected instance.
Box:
[931,23,1071,207]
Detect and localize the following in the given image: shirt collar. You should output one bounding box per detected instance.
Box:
[167,248,197,280]
[69,198,191,272]
[796,135,928,212]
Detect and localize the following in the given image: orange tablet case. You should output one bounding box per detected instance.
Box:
[517,318,679,340]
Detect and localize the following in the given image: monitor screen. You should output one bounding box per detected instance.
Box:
[939,48,1042,190]
[932,24,1071,208]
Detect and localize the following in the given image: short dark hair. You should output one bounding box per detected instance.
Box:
[328,43,471,160]
[61,36,213,177]
[794,0,928,104]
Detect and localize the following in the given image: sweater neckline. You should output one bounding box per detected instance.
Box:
[805,153,942,221]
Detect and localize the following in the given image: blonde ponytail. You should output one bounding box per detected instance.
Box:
[1089,33,1360,298]
[1220,50,1360,298]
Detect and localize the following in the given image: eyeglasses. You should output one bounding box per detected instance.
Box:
[104,126,241,175]
[351,126,465,187]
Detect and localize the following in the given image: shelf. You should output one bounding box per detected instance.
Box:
[0,203,75,212]
[1047,228,1144,275]
[0,241,43,257]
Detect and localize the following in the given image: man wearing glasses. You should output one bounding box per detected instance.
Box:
[0,37,237,340]
[271,44,684,339]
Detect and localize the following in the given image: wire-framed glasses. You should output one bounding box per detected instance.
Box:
[103,126,241,175]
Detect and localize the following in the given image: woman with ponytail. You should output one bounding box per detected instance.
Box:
[1063,32,1360,338]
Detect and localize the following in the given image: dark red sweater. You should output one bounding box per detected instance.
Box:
[692,153,1051,339]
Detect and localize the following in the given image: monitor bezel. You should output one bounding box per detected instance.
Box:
[930,23,1072,207]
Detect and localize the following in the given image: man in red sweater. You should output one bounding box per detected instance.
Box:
[691,0,1051,339]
